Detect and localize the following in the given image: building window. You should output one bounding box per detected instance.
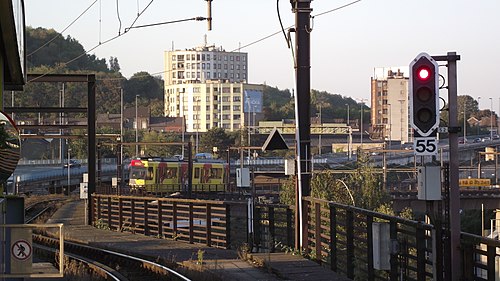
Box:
[236,56,240,61]
[191,54,196,60]
[230,64,234,70]
[202,63,206,69]
[222,97,230,102]
[186,72,190,78]
[236,64,240,70]
[218,63,221,69]
[186,63,191,69]
[243,65,246,70]
[230,73,234,79]
[206,64,210,70]
[197,72,201,78]
[193,87,200,93]
[224,64,228,70]
[224,55,228,61]
[233,96,241,102]
[222,105,230,110]
[172,55,176,61]
[202,54,205,60]
[197,54,201,60]
[218,72,221,78]
[233,114,240,120]
[177,55,184,60]
[233,87,240,93]
[206,54,210,60]
[206,114,211,120]
[186,54,190,60]
[222,87,230,93]
[233,105,240,111]
[223,114,230,120]
[223,124,230,129]
[243,74,246,79]
[224,73,228,79]
[206,72,211,79]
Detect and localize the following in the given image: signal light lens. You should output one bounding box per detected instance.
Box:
[417,67,431,81]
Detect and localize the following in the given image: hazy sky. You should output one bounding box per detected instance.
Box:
[25,0,500,112]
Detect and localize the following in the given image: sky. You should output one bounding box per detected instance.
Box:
[24,0,500,113]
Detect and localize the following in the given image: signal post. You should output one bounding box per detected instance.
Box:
[409,52,461,280]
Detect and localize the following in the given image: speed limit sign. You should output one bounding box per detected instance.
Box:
[414,137,438,156]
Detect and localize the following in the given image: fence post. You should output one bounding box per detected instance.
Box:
[389,221,398,281]
[144,199,149,236]
[346,209,354,279]
[488,245,496,281]
[315,202,322,263]
[107,196,112,228]
[254,206,261,252]
[269,206,275,253]
[416,226,426,281]
[157,199,163,237]
[366,215,374,280]
[329,204,337,272]
[118,197,123,231]
[303,199,309,253]
[225,203,231,249]
[131,199,136,233]
[189,202,194,244]
[286,207,293,248]
[96,195,101,221]
[173,201,178,238]
[461,241,474,279]
[206,204,212,246]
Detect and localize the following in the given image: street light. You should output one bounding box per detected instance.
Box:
[135,95,139,157]
[345,103,351,159]
[67,147,71,196]
[490,97,493,140]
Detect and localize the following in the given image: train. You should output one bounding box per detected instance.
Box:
[128,157,227,193]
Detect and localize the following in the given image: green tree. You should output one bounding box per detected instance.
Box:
[140,130,182,157]
[198,128,236,158]
[123,72,163,102]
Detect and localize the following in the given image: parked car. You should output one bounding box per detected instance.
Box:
[493,134,500,140]
[64,160,81,168]
[482,137,491,142]
[473,138,482,143]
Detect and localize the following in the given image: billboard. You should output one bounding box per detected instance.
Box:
[243,90,263,113]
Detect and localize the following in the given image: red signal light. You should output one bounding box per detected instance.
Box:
[417,67,431,81]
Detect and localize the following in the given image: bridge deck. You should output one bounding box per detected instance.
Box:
[48,198,350,280]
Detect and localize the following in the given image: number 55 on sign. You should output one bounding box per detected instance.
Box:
[414,137,438,156]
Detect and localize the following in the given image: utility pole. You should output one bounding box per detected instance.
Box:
[291,0,312,250]
[433,52,461,281]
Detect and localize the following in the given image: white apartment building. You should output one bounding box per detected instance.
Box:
[164,45,263,133]
[370,67,410,144]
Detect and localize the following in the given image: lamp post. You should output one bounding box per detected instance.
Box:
[318,103,322,155]
[135,95,139,157]
[120,88,124,191]
[387,103,392,148]
[490,97,494,140]
[195,97,199,155]
[67,147,71,196]
[345,103,350,158]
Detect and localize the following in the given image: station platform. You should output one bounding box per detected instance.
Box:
[47,199,351,281]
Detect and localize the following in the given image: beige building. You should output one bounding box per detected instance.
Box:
[164,45,263,133]
[370,68,410,144]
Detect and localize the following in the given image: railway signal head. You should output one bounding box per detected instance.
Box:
[409,53,440,137]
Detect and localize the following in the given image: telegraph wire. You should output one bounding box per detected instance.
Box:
[27,0,99,57]
[99,1,362,83]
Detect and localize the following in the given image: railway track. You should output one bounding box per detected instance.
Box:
[26,198,191,281]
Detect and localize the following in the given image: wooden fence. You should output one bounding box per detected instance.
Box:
[93,194,230,249]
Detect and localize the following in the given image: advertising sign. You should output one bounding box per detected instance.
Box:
[243,90,263,113]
